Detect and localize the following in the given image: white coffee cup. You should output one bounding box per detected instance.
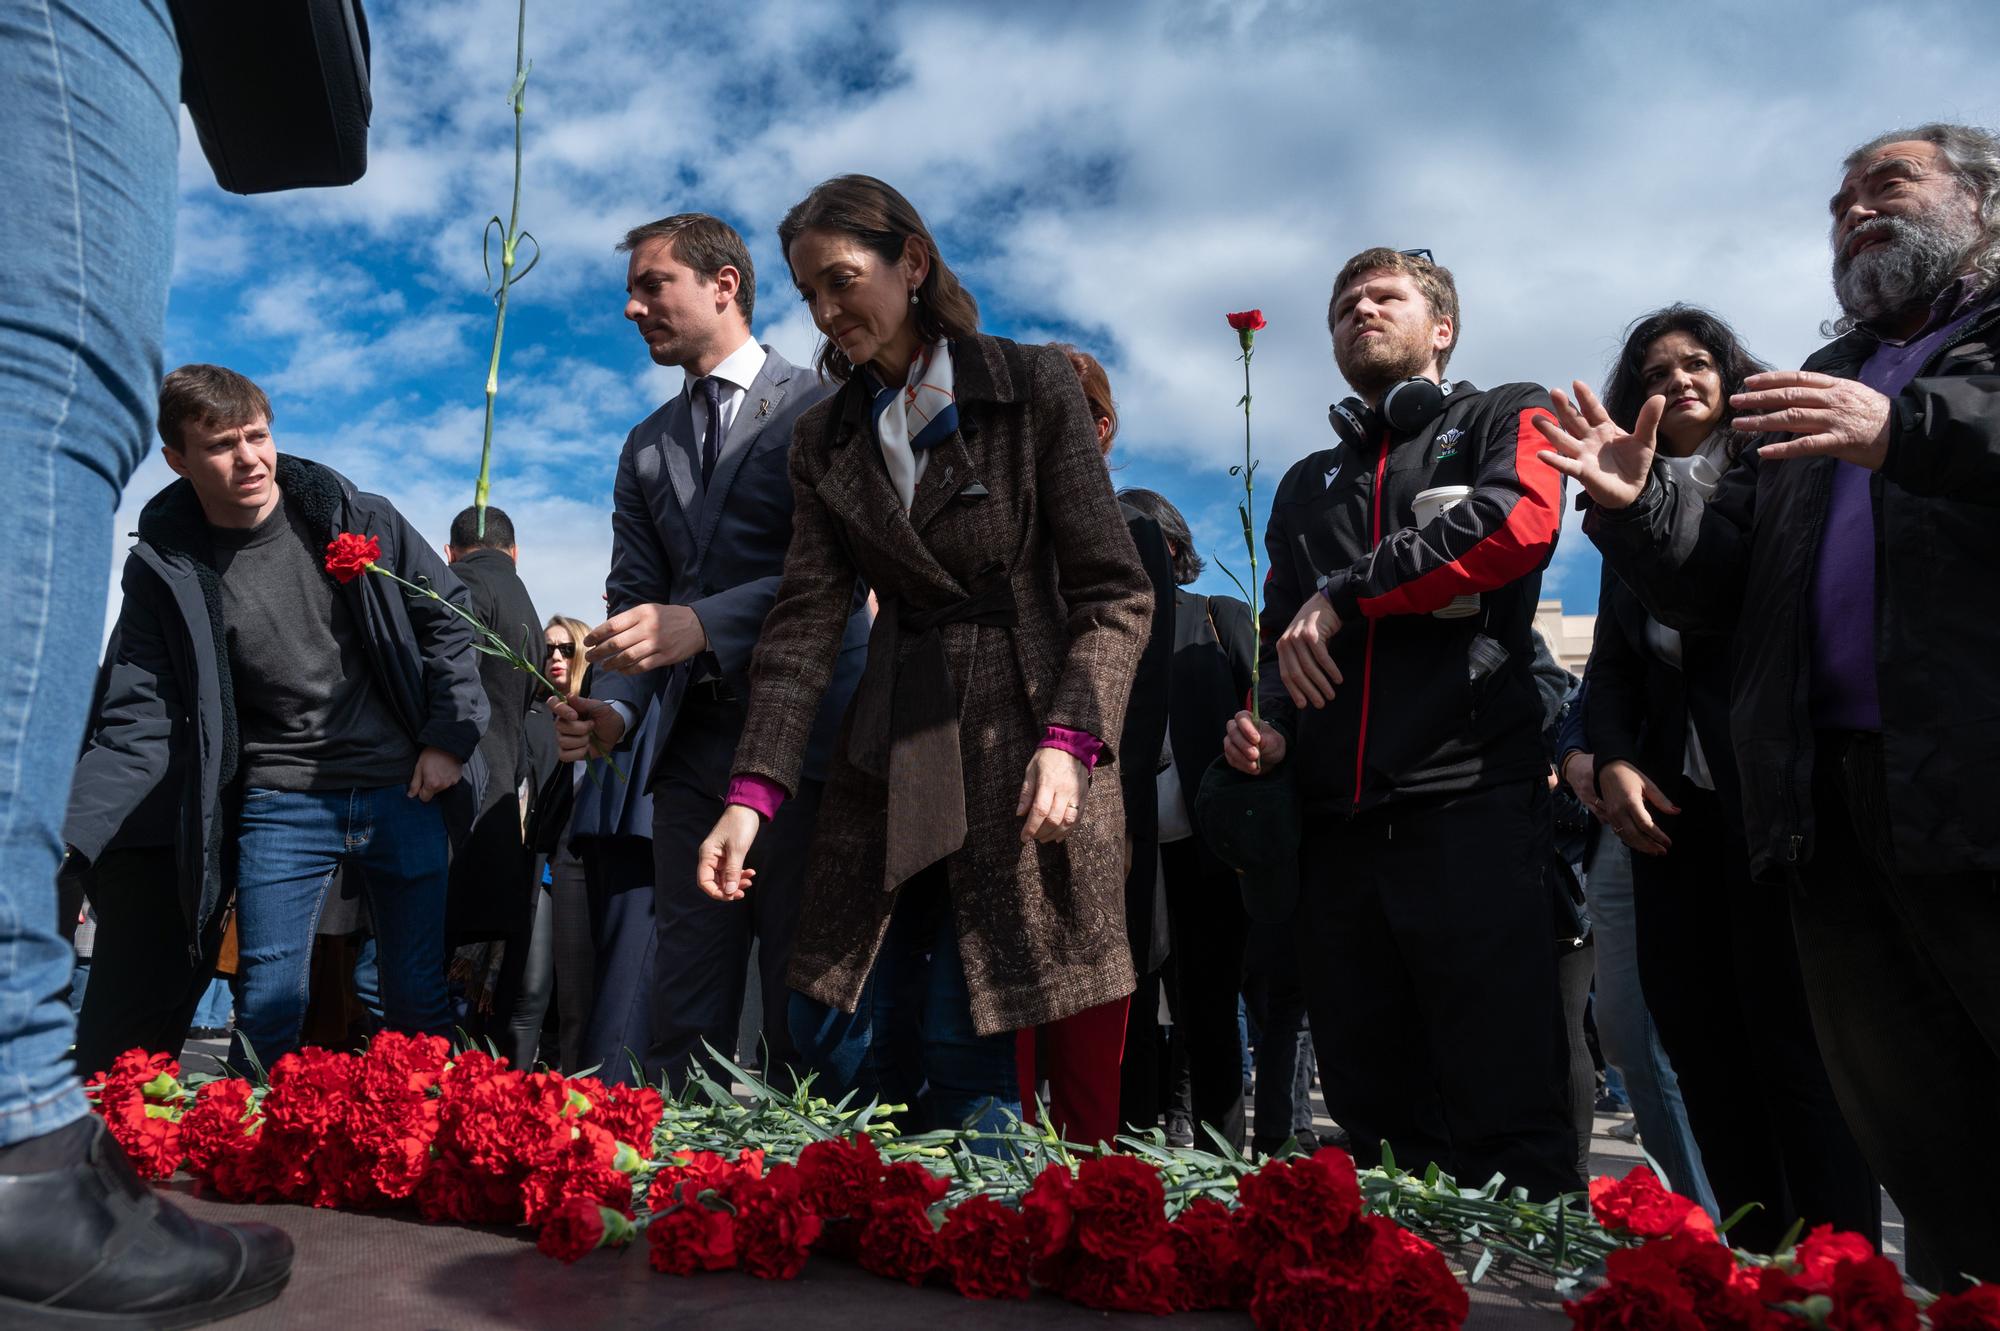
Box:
[1409,485,1480,619]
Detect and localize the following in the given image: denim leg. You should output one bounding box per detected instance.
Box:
[351,787,452,1040]
[788,907,915,1111]
[192,977,233,1030]
[1583,839,1717,1217]
[918,907,1020,1145]
[0,0,178,1148]
[232,791,345,1067]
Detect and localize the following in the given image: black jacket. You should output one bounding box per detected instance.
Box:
[64,456,490,954]
[1117,505,1177,973]
[444,546,551,940]
[1588,290,2000,879]
[448,547,548,817]
[1260,381,1566,812]
[1584,563,1740,824]
[1166,590,1255,844]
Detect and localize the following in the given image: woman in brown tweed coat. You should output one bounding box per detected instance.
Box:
[695,175,1152,1134]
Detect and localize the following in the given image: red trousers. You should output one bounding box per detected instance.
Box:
[1015,994,1131,1148]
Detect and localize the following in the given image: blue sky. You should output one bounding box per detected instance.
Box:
[128,0,2000,632]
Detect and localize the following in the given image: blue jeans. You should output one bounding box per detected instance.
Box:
[192,976,233,1031]
[0,0,178,1148]
[1585,839,1718,1217]
[232,787,454,1065]
[788,879,1019,1149]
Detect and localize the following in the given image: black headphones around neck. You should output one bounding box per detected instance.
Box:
[1327,377,1448,449]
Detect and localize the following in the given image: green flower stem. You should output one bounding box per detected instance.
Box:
[474,0,533,539]
[1240,337,1260,725]
[362,562,626,781]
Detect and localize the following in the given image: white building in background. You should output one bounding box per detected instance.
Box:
[1534,598,1594,677]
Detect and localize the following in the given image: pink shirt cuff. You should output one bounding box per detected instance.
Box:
[1039,725,1104,770]
[725,775,787,819]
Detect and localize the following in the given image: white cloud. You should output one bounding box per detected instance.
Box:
[125,0,2000,643]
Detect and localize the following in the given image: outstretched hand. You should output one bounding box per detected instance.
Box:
[1532,381,1664,511]
[1731,371,1891,467]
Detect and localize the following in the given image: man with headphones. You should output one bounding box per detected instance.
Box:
[1223,247,1580,1197]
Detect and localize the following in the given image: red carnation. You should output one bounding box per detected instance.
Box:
[1069,1153,1169,1261]
[178,1079,259,1172]
[733,1162,823,1281]
[858,1195,940,1287]
[1564,1236,1744,1331]
[1589,1166,1718,1244]
[875,1159,949,1207]
[1020,1163,1076,1282]
[1360,1217,1470,1330]
[324,532,381,583]
[1226,310,1268,332]
[937,1195,1031,1301]
[1929,1285,2000,1331]
[795,1134,885,1220]
[589,1084,664,1152]
[1168,1198,1254,1312]
[646,1203,738,1276]
[1794,1224,1881,1288]
[536,1196,610,1264]
[1058,1239,1181,1316]
[1237,1148,1365,1267]
[1249,1262,1380,1331]
[1827,1253,1918,1331]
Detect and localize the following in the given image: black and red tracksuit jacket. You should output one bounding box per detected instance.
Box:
[1257,380,1566,815]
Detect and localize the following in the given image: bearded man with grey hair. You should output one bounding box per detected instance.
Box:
[1537,122,2000,1285]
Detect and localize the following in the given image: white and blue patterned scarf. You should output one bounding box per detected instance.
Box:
[871,339,958,509]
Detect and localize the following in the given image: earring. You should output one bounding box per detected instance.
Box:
[909,291,919,306]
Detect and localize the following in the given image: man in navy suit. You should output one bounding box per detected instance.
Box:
[553,214,868,1089]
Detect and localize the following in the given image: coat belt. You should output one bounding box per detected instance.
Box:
[847,563,1017,891]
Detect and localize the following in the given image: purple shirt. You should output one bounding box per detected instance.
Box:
[1808,279,1983,731]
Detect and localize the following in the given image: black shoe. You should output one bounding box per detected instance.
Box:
[0,1116,293,1328]
[1164,1111,1194,1149]
[185,1028,229,1041]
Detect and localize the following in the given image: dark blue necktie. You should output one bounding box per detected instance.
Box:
[698,375,724,487]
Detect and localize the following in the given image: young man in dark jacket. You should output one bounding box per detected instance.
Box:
[1224,247,1579,1198]
[1541,122,2000,1285]
[65,365,489,1070]
[442,504,554,1069]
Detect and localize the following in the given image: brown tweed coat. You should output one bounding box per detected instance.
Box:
[732,333,1153,1035]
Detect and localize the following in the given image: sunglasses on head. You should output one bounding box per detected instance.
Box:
[1399,247,1435,264]
[545,640,576,659]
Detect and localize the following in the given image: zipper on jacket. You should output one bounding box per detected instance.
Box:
[1351,437,1390,810]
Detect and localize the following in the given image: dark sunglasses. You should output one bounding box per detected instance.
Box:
[1398,247,1435,264]
[545,641,576,659]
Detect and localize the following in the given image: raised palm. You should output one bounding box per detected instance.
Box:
[1531,381,1663,511]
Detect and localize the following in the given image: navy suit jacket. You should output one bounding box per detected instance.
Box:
[595,345,869,794]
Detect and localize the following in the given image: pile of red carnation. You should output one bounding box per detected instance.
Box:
[88,1039,661,1227]
[1567,1166,2000,1330]
[631,1133,1468,1329]
[92,1043,1474,1326]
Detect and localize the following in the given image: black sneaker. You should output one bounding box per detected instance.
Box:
[0,1116,293,1328]
[1164,1111,1195,1149]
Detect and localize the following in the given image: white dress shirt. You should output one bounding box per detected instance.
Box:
[686,337,767,449]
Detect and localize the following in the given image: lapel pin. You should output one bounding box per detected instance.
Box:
[756,398,772,420]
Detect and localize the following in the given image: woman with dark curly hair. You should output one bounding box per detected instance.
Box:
[696,175,1153,1138]
[1578,305,1878,1252]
